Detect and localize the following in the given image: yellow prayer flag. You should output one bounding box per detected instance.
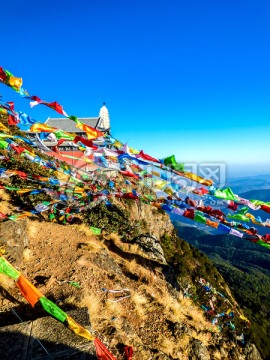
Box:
[30,123,57,133]
[66,315,93,341]
[0,122,10,133]
[181,172,213,186]
[8,76,22,90]
[17,189,34,194]
[239,314,250,322]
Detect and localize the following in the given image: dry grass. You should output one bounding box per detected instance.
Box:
[107,234,154,261]
[64,295,78,306]
[23,248,34,262]
[0,189,10,202]
[155,288,186,322]
[80,290,127,333]
[78,239,104,253]
[131,292,148,319]
[159,337,175,356]
[185,304,211,330]
[192,330,212,346]
[27,222,39,238]
[107,233,121,242]
[212,350,222,359]
[123,259,156,285]
[80,292,103,328]
[0,273,14,290]
[105,299,126,318]
[176,333,190,358]
[157,333,191,359]
[78,224,95,237]
[107,233,130,252]
[0,201,11,214]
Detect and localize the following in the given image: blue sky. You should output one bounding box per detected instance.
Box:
[1,0,270,176]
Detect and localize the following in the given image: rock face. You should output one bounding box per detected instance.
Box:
[128,201,175,239]
[0,219,28,266]
[0,308,96,360]
[243,343,263,360]
[130,234,167,264]
[189,339,210,360]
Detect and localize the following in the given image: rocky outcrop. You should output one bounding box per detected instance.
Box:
[129,234,167,264]
[189,339,210,360]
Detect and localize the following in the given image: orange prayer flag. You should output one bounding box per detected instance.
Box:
[16,274,43,307]
[206,218,219,228]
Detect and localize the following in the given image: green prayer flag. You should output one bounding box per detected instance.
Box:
[173,163,185,172]
[194,211,207,224]
[163,155,177,167]
[0,139,9,149]
[256,240,270,248]
[163,155,184,172]
[144,194,155,201]
[227,214,250,222]
[214,188,236,201]
[90,226,101,235]
[69,281,81,288]
[250,199,270,207]
[39,296,67,323]
[69,115,79,123]
[5,186,20,191]
[54,129,75,141]
[0,257,20,280]
[237,206,249,214]
[8,215,19,221]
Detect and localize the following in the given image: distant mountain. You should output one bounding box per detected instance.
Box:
[226,174,270,194]
[239,189,270,202]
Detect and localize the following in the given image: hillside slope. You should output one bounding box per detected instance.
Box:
[0,115,263,359]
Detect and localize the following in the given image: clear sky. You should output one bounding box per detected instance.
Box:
[1,0,270,176]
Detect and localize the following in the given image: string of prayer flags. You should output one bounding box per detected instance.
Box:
[29,96,69,117]
[0,255,94,340]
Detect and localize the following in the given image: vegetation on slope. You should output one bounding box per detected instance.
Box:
[175,223,270,359]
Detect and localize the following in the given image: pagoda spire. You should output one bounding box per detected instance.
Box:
[98,103,110,130]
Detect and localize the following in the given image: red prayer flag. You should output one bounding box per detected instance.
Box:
[10,144,26,154]
[0,67,7,82]
[138,150,160,163]
[122,193,138,200]
[124,346,133,360]
[0,212,8,219]
[74,136,98,149]
[120,171,140,179]
[183,208,195,220]
[94,338,117,360]
[261,205,270,213]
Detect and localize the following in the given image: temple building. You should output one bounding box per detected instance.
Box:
[27,103,111,170]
